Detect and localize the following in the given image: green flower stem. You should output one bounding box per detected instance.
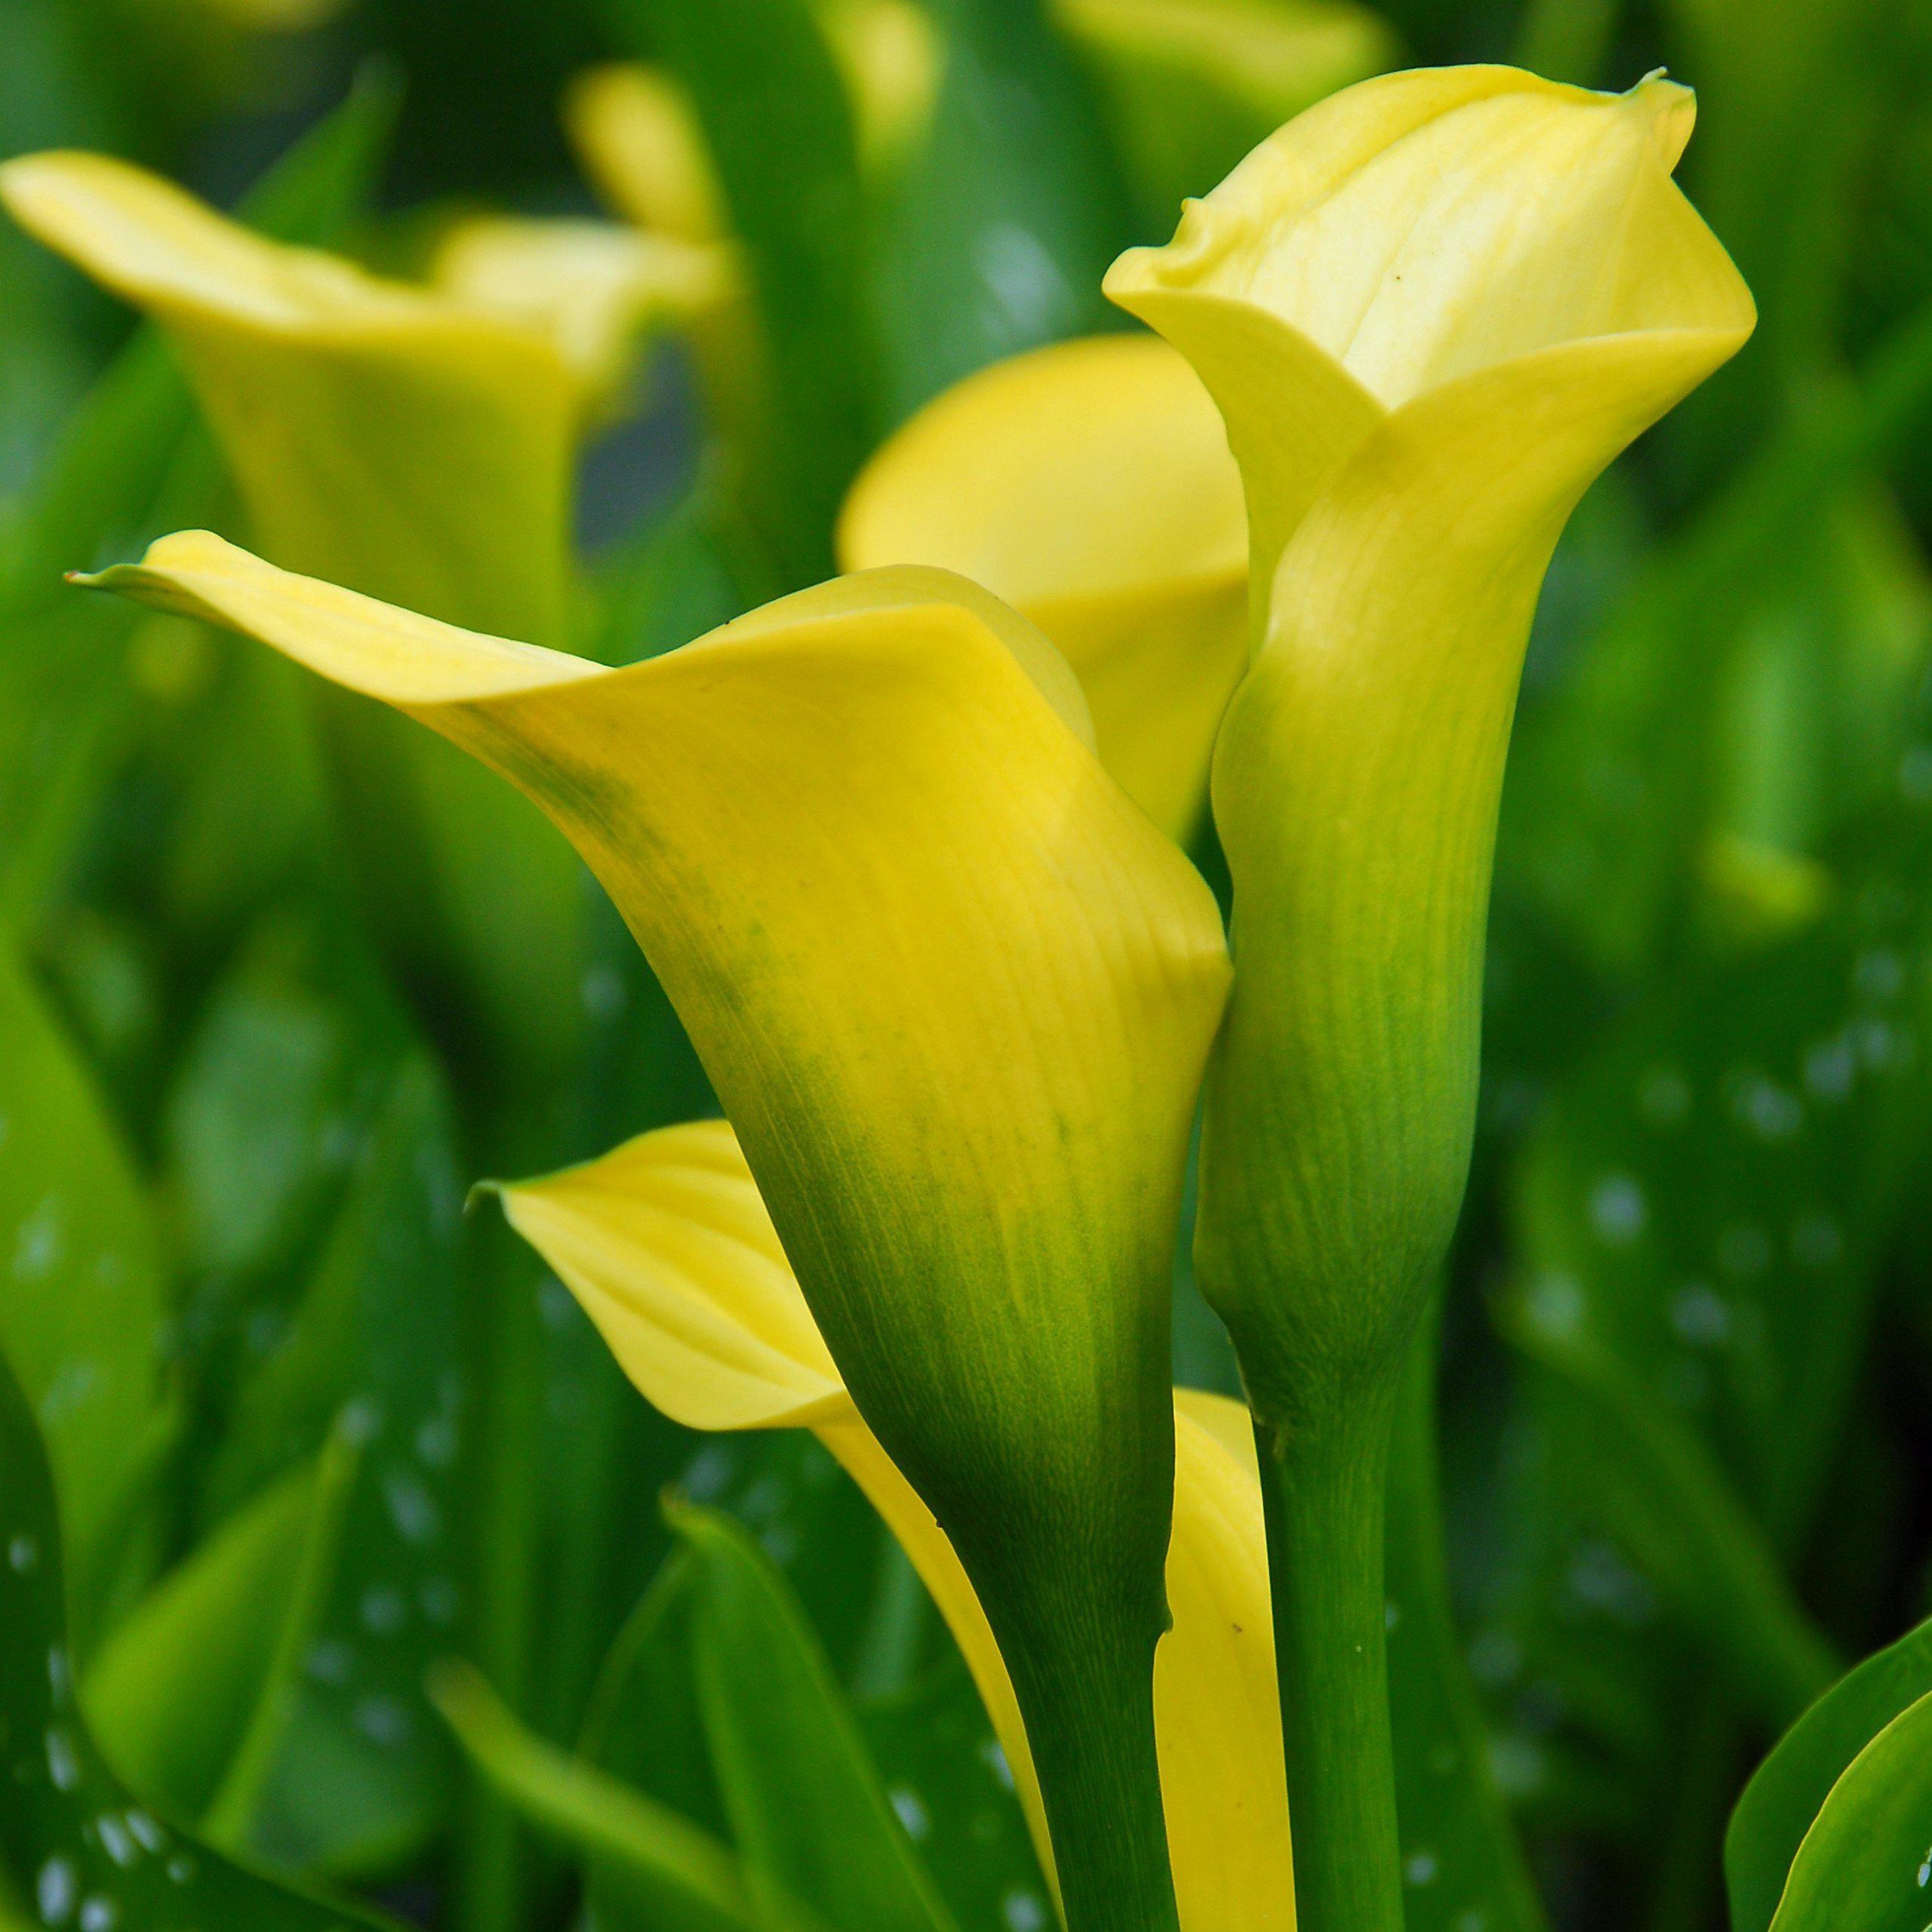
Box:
[457,1106,558,1932]
[1254,1373,1405,1932]
[1000,1623,1180,1932]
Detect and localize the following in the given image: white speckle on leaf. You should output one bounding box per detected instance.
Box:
[1588,1175,1647,1244]
[94,1815,134,1866]
[980,1737,1015,1790]
[383,1472,440,1546]
[1527,1272,1584,1337]
[1001,1890,1048,1932]
[11,1533,38,1572]
[1671,1284,1732,1347]
[360,1586,407,1636]
[78,1897,117,1932]
[14,1198,63,1281]
[888,1788,930,1840]
[45,1727,80,1791]
[1732,1077,1801,1141]
[38,1857,76,1925]
[1403,1851,1439,1887]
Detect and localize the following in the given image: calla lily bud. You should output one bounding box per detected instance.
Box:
[1054,0,1395,231]
[494,1118,1291,1932]
[838,334,1247,841]
[87,533,1232,1932]
[1108,68,1755,1418]
[0,150,592,1083]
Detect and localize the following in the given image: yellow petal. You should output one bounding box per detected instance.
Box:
[1106,67,1755,1406]
[1107,67,1755,597]
[88,531,1231,1919]
[433,214,737,423]
[499,1119,1290,1932]
[839,334,1247,839]
[566,63,728,243]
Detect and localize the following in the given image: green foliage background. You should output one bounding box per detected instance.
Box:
[4,2,1932,1930]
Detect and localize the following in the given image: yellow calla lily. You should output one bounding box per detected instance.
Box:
[85,530,1232,1932]
[494,1115,1290,1932]
[432,214,738,426]
[1053,0,1394,227]
[838,334,1247,841]
[1106,66,1753,1932]
[1107,64,1755,1404]
[0,149,589,1082]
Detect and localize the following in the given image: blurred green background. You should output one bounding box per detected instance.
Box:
[3,2,1932,1931]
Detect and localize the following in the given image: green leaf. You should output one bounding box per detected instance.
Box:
[855,1649,1050,1932]
[1727,1615,1932,1932]
[1386,1309,1549,1932]
[431,1657,808,1932]
[639,0,877,583]
[873,0,1126,420]
[82,1437,356,1832]
[0,1346,400,1930]
[1501,288,1932,979]
[1763,1690,1932,1932]
[0,942,165,1601]
[672,1500,962,1932]
[1499,1306,1838,1732]
[211,1048,466,1878]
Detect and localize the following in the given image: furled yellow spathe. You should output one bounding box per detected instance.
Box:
[85,530,1232,1932]
[839,334,1247,840]
[1108,67,1757,1417]
[494,1117,1292,1932]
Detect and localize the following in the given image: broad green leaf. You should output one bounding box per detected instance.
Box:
[673,1500,961,1932]
[1764,1690,1932,1932]
[1727,1615,1932,1932]
[1053,0,1395,236]
[431,1657,815,1932]
[856,1650,1051,1932]
[82,1438,355,1832]
[1502,289,1932,979]
[1499,1305,1837,1731]
[580,1553,727,1839]
[0,1348,399,1931]
[0,943,165,1596]
[214,1051,465,1877]
[638,0,876,583]
[872,0,1127,420]
[1386,1312,1548,1932]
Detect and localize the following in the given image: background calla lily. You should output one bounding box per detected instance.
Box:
[492,1115,1292,1932]
[431,214,737,429]
[0,148,589,1085]
[838,333,1247,841]
[86,530,1232,1932]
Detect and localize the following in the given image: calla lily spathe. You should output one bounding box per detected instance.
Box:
[1108,67,1757,1414]
[838,332,1247,840]
[0,149,595,1081]
[494,1116,1291,1932]
[86,530,1232,1932]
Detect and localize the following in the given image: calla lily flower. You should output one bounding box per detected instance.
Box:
[1053,0,1394,229]
[1106,66,1754,1932]
[1107,66,1756,1405]
[0,149,594,1081]
[85,531,1232,1932]
[838,333,1247,842]
[493,1115,1291,1932]
[432,214,738,428]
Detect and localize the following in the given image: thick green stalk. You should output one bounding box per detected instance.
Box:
[1253,1375,1404,1932]
[999,1622,1180,1932]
